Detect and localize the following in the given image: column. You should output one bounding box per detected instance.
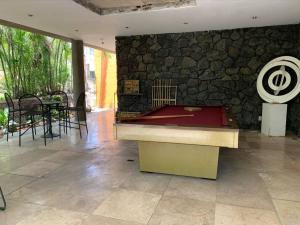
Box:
[72,39,86,120]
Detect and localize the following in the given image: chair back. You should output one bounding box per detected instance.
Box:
[0,185,6,211]
[18,94,43,112]
[76,92,86,109]
[4,93,15,111]
[50,91,69,107]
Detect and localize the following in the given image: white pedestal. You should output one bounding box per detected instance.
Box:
[261,103,287,136]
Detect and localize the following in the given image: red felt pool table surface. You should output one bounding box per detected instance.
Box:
[129,105,229,127]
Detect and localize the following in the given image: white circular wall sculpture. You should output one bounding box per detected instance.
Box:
[256,56,300,103]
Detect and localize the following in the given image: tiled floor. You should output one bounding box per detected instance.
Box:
[0,111,300,225]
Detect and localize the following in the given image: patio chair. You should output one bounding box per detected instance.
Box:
[18,94,47,146]
[0,186,6,211]
[66,92,88,138]
[4,93,18,141]
[50,90,70,134]
[0,186,6,210]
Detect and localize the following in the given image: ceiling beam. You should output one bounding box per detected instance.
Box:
[0,18,72,42]
[0,18,115,53]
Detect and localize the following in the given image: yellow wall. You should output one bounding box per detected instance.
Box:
[94,50,117,109]
[105,53,117,108]
[94,49,102,108]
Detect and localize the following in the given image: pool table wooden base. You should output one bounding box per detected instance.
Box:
[138,141,219,179]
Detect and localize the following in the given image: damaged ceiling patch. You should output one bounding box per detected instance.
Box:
[73,0,196,15]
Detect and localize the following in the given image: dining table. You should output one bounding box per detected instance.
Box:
[41,100,61,138]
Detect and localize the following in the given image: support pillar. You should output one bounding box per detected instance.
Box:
[72,39,86,120]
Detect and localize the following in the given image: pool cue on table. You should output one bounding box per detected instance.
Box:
[121,114,194,121]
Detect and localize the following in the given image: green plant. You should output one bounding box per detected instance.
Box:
[51,95,63,102]
[0,25,72,98]
[0,109,7,128]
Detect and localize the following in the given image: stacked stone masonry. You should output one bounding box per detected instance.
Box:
[116,24,300,134]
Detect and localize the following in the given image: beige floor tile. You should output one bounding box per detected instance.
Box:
[217,169,273,209]
[8,175,112,213]
[41,151,83,163]
[246,137,286,151]
[259,171,300,201]
[82,215,143,225]
[43,157,131,189]
[15,208,88,225]
[0,200,48,225]
[273,199,300,225]
[148,212,214,225]
[0,174,36,194]
[286,151,300,170]
[154,196,215,220]
[120,171,171,194]
[0,149,56,173]
[284,143,300,153]
[11,161,62,177]
[272,135,300,146]
[0,144,33,158]
[164,176,216,202]
[238,140,250,149]
[1,111,300,225]
[251,150,296,172]
[215,203,281,225]
[100,156,139,175]
[93,189,161,224]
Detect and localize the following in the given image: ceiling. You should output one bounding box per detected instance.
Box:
[88,0,193,9]
[0,0,299,52]
[74,0,196,15]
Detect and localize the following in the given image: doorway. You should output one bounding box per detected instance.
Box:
[84,47,117,111]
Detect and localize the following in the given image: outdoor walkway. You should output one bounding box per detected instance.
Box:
[0,111,300,225]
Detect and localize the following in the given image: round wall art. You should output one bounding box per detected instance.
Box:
[256,56,300,103]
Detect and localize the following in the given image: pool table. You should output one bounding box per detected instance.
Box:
[114,105,239,179]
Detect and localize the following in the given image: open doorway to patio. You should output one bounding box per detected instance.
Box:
[84,46,117,112]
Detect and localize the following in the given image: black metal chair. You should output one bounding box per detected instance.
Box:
[0,186,6,211]
[50,90,70,134]
[18,94,47,146]
[4,93,18,141]
[66,92,88,138]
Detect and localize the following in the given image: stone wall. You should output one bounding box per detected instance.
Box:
[287,25,300,136]
[116,24,300,130]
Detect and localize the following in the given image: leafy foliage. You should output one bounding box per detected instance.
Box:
[0,25,72,98]
[0,109,7,128]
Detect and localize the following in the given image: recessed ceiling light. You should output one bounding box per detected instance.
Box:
[184,22,189,25]
[28,14,34,17]
[252,16,258,20]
